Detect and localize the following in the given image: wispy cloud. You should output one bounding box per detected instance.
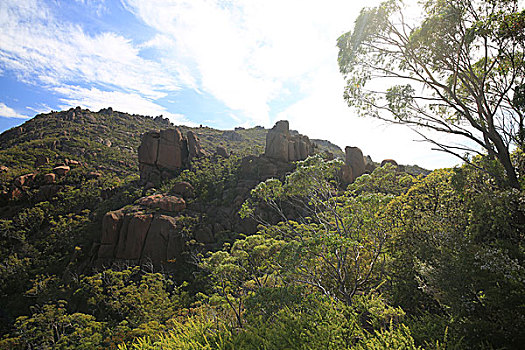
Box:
[26,103,53,115]
[0,0,460,168]
[122,0,369,125]
[73,0,108,17]
[0,102,30,119]
[0,0,186,116]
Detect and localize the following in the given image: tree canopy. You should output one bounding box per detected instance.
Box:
[338,0,525,189]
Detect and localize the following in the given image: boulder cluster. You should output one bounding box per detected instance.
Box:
[95,120,403,267]
[1,158,80,202]
[264,121,382,185]
[264,120,314,162]
[138,128,206,184]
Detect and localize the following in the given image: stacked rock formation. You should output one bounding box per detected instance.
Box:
[264,121,314,162]
[346,147,366,179]
[138,128,206,184]
[96,188,191,266]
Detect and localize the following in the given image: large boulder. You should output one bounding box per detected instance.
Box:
[187,131,206,159]
[170,181,195,199]
[157,129,184,170]
[345,147,365,181]
[138,132,159,165]
[364,156,376,174]
[138,128,206,184]
[265,121,291,161]
[97,196,187,265]
[14,173,35,187]
[340,164,353,185]
[100,210,125,246]
[36,184,61,202]
[216,145,229,158]
[381,159,398,167]
[115,213,154,260]
[53,165,70,176]
[142,215,181,264]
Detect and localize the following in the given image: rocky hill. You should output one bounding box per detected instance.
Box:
[14,104,523,350]
[0,107,344,179]
[0,108,353,330]
[0,106,431,342]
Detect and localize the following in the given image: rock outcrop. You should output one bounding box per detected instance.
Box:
[364,156,376,173]
[96,193,188,266]
[138,128,206,184]
[14,173,35,187]
[381,159,405,172]
[187,131,207,159]
[264,121,314,162]
[340,164,354,184]
[170,181,195,199]
[345,147,366,181]
[138,194,186,212]
[53,165,70,176]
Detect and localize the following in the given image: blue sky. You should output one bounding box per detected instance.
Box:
[0,0,461,169]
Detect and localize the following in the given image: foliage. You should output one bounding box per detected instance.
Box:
[201,234,284,327]
[338,0,525,189]
[169,155,241,203]
[241,157,411,305]
[1,301,105,350]
[118,293,417,350]
[386,163,525,348]
[1,106,524,349]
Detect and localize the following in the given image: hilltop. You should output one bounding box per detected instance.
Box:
[0,107,346,179]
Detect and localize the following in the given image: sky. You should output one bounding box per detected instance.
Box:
[0,0,462,169]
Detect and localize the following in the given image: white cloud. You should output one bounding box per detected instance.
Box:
[123,0,373,125]
[124,0,459,168]
[0,102,30,119]
[0,0,187,117]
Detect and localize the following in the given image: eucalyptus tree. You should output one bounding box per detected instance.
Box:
[338,0,525,188]
[240,156,410,305]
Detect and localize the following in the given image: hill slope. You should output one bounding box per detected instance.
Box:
[0,107,345,335]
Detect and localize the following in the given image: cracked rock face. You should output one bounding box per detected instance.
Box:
[138,128,205,185]
[96,194,187,266]
[264,120,314,162]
